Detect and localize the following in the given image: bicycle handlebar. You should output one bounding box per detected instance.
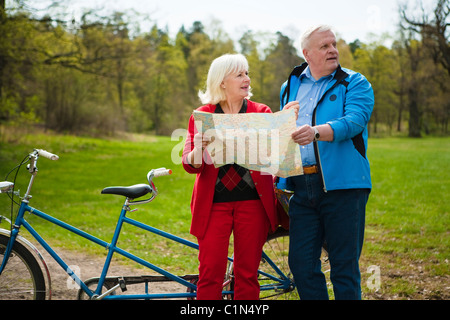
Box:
[36,149,59,161]
[146,168,172,190]
[152,168,172,178]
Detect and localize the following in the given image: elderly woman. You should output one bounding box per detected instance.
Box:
[182,53,298,300]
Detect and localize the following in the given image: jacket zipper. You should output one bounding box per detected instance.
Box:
[312,108,327,192]
[311,72,347,193]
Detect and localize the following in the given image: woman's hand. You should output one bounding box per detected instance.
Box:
[188,133,211,168]
[283,101,299,120]
[193,132,211,151]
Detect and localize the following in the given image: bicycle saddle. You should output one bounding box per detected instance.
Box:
[101,184,151,199]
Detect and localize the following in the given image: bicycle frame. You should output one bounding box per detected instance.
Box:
[1,198,203,299]
[2,199,290,299]
[1,150,293,300]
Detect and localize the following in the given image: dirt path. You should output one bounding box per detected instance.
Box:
[35,244,449,300]
[38,246,187,300]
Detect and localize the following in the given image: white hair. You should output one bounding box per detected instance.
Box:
[300,25,335,51]
[198,53,252,105]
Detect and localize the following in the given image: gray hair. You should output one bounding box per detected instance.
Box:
[198,53,252,105]
[300,25,335,51]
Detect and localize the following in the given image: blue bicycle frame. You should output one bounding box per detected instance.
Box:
[2,200,290,299]
[1,150,293,300]
[2,198,203,299]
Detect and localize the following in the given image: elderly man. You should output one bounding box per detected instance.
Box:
[277,25,374,299]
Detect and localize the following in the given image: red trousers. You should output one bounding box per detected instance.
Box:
[196,200,270,300]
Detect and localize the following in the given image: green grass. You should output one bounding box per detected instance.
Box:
[361,137,449,299]
[1,131,449,299]
[0,131,199,274]
[365,137,449,263]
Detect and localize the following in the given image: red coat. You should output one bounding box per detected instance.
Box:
[182,100,278,239]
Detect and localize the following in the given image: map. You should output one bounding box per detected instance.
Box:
[193,108,303,178]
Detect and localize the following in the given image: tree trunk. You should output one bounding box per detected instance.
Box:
[408,86,421,137]
[0,0,6,101]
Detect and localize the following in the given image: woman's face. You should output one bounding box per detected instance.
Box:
[222,69,251,101]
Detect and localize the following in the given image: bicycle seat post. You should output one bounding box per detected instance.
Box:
[124,200,138,213]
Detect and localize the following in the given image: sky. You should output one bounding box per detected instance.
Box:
[18,0,438,51]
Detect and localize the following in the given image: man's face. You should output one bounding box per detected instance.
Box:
[303,30,339,79]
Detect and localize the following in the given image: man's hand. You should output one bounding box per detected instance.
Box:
[292,124,315,145]
[292,124,334,145]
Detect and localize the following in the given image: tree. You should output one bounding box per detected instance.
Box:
[264,32,303,111]
[143,26,189,135]
[337,39,354,69]
[401,0,450,75]
[239,31,273,107]
[353,42,398,135]
[399,0,450,137]
[0,6,50,124]
[392,40,409,132]
[0,0,6,101]
[2,1,448,137]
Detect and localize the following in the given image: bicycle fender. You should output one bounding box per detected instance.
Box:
[0,227,52,299]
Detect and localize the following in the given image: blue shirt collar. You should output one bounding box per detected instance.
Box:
[300,66,336,82]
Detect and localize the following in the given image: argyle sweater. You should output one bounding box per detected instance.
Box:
[212,101,259,202]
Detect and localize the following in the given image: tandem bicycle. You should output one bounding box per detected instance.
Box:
[0,148,299,300]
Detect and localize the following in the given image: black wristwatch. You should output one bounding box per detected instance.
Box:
[313,127,320,141]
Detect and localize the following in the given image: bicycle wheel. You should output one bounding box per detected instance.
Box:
[0,234,46,300]
[259,228,298,299]
[77,277,116,300]
[260,228,330,300]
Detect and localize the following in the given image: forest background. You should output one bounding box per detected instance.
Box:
[0,0,448,138]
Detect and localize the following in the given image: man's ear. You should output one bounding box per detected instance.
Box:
[302,49,309,63]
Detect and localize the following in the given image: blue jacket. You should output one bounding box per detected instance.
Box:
[278,62,374,192]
